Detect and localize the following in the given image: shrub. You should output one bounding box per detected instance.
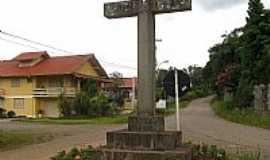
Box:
[186,143,226,160]
[0,108,6,118]
[58,94,73,117]
[181,89,207,101]
[72,92,92,116]
[51,146,101,160]
[7,111,16,118]
[90,93,116,116]
[72,92,117,117]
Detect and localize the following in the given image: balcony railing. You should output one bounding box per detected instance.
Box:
[33,87,77,97]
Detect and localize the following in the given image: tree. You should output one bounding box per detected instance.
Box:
[186,65,203,89]
[109,72,125,107]
[203,0,270,108]
[156,69,168,100]
[235,0,270,107]
[203,28,242,97]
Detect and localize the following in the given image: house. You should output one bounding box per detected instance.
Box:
[0,51,108,117]
[119,78,137,100]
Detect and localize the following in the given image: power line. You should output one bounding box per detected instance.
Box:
[0,30,73,54]
[0,36,40,51]
[100,59,137,70]
[0,29,137,70]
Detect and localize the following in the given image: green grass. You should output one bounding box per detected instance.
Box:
[212,100,270,130]
[19,115,129,125]
[0,130,54,151]
[228,152,261,160]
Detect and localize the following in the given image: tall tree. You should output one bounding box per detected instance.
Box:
[235,0,270,107]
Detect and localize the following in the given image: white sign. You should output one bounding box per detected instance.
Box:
[156,99,166,109]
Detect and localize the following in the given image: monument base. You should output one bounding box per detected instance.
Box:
[101,148,191,160]
[101,116,191,160]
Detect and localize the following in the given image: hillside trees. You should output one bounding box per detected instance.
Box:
[203,0,270,108]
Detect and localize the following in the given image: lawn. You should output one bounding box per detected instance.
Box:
[20,101,191,125]
[211,100,270,130]
[19,115,129,125]
[0,130,54,151]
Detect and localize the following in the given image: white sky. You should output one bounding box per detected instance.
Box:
[0,0,269,77]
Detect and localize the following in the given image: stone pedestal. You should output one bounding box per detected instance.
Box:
[101,116,191,160]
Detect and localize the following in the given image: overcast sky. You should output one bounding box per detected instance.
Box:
[0,0,269,77]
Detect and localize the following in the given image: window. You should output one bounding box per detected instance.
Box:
[11,79,20,87]
[14,98,24,109]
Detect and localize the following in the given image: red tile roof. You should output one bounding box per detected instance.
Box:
[0,52,108,78]
[120,78,137,88]
[14,51,49,61]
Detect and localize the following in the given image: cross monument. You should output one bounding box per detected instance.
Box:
[105,0,191,117]
[102,2,192,159]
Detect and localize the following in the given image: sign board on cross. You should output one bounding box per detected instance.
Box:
[104,0,192,19]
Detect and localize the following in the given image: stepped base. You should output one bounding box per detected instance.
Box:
[107,129,182,150]
[101,115,191,160]
[101,148,192,160]
[128,116,165,132]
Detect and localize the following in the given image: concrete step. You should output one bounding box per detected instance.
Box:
[128,116,165,132]
[107,129,182,151]
[101,148,192,160]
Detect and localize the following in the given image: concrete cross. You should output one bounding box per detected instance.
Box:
[104,0,192,117]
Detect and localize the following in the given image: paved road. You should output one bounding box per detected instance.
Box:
[0,123,126,160]
[1,97,270,160]
[166,97,270,159]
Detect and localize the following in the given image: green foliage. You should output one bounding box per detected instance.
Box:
[90,93,116,116]
[72,92,117,117]
[212,99,270,129]
[185,142,260,160]
[58,79,118,117]
[228,152,260,160]
[109,73,125,107]
[203,0,270,108]
[58,94,73,116]
[82,79,98,97]
[0,108,6,118]
[184,142,226,160]
[51,146,101,160]
[7,111,16,118]
[187,65,204,89]
[181,89,208,101]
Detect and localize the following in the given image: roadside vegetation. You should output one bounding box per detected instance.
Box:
[0,108,16,119]
[0,130,54,151]
[51,144,260,160]
[202,0,270,108]
[192,0,270,129]
[212,99,270,130]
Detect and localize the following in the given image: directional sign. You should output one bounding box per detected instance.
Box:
[104,0,191,19]
[151,0,192,14]
[104,0,139,18]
